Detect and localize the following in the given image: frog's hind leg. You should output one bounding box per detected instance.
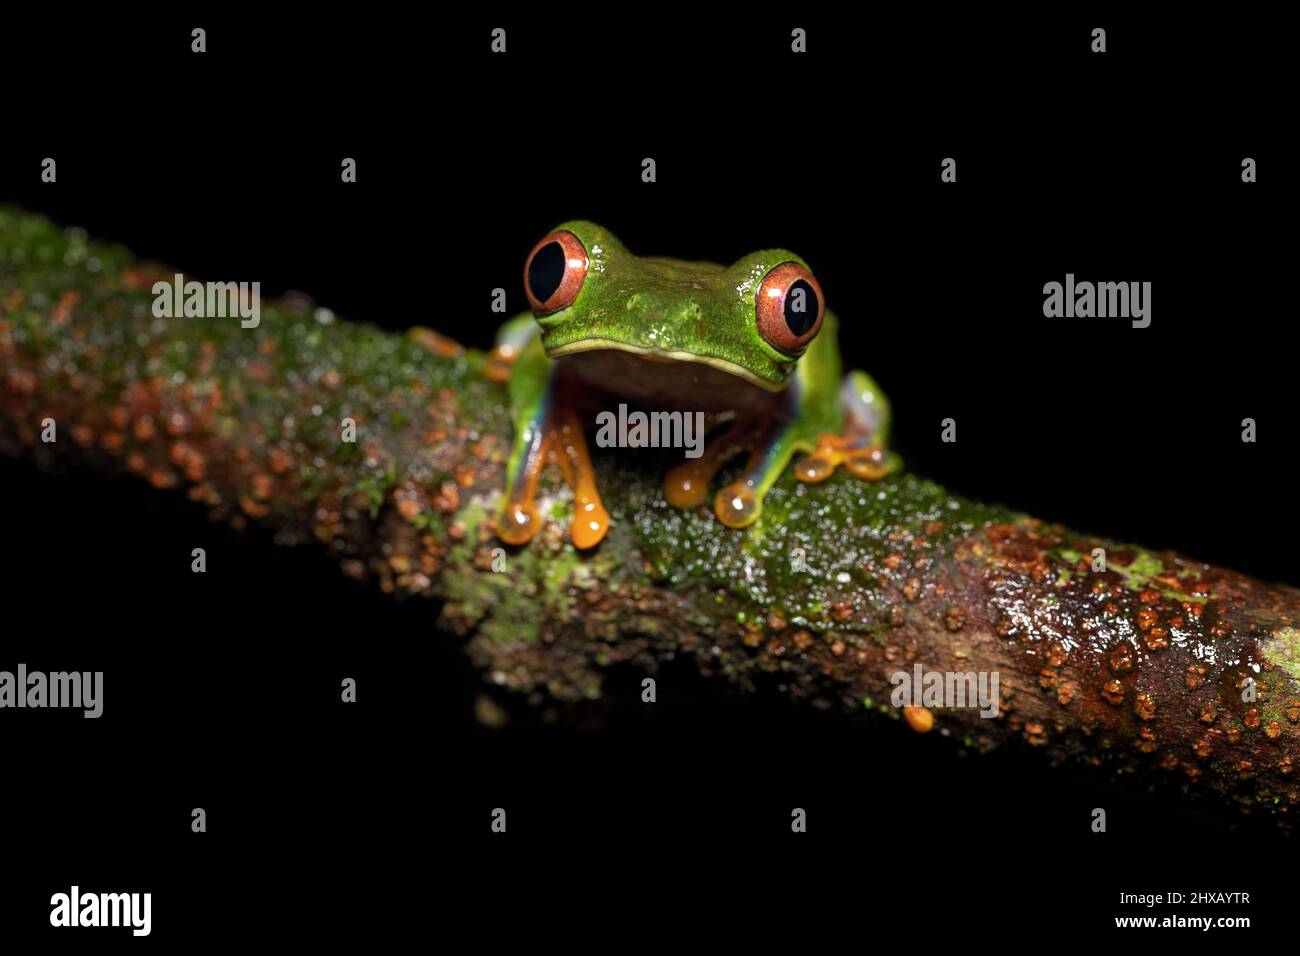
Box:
[498,359,610,549]
[794,370,901,484]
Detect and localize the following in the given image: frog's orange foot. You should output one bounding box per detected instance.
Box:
[795,435,894,484]
[498,416,610,549]
[484,343,522,383]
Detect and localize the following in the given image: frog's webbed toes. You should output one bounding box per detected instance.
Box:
[796,435,894,484]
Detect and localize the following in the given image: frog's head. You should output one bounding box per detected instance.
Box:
[522,220,825,391]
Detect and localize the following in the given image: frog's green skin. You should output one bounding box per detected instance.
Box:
[496,220,898,548]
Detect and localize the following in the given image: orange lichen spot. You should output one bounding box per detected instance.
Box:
[1243,707,1261,730]
[1039,668,1058,690]
[1108,645,1135,673]
[903,706,933,733]
[944,606,966,632]
[1199,701,1218,724]
[1134,692,1156,721]
[1286,699,1300,724]
[1102,679,1125,706]
[766,611,788,632]
[432,481,460,514]
[1045,642,1067,668]
[1057,680,1078,706]
[51,290,80,326]
[902,577,920,602]
[1265,720,1283,741]
[792,630,813,651]
[1136,607,1159,631]
[1143,627,1169,651]
[1185,664,1208,690]
[882,553,904,571]
[1024,723,1048,746]
[239,495,269,518]
[1135,726,1158,753]
[165,411,191,436]
[829,639,845,657]
[1138,589,1161,605]
[251,473,274,500]
[1193,736,1214,759]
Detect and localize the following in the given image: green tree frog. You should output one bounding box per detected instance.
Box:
[492,221,899,548]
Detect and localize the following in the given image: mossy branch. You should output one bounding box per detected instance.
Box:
[3,207,1298,820]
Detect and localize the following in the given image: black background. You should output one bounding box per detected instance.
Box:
[1,9,1291,946]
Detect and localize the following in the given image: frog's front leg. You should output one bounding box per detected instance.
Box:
[794,370,901,484]
[498,346,610,549]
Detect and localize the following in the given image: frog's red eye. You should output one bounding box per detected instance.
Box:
[525,230,588,314]
[755,261,824,354]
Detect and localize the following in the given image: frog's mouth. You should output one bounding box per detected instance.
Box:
[548,338,785,393]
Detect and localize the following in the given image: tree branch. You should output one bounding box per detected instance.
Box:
[3,206,1297,820]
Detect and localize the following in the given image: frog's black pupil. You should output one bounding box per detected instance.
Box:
[528,242,566,303]
[784,279,818,336]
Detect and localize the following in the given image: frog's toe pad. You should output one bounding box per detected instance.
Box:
[498,500,543,546]
[664,461,714,509]
[570,498,611,550]
[714,484,761,528]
